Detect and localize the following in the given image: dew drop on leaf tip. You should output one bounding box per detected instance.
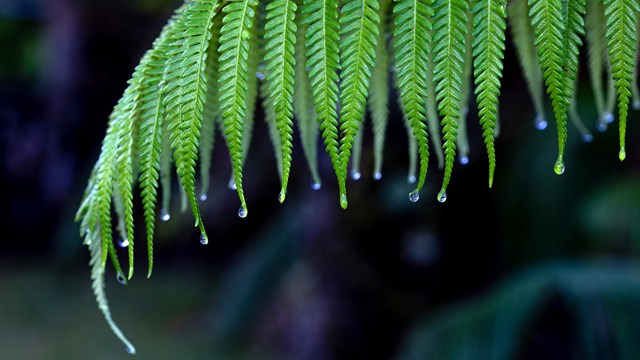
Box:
[117,273,126,285]
[409,192,420,203]
[160,210,170,222]
[117,238,129,248]
[200,234,208,245]
[238,206,248,219]
[437,190,447,203]
[534,115,547,130]
[200,194,208,201]
[459,156,469,165]
[408,175,417,184]
[351,171,361,181]
[373,171,382,181]
[311,182,321,190]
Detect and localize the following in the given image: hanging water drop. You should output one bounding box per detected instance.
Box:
[408,175,417,184]
[117,273,126,285]
[238,206,248,219]
[311,182,321,190]
[604,113,614,124]
[278,189,286,203]
[118,238,129,248]
[409,192,420,203]
[351,171,361,181]
[534,115,547,130]
[228,179,237,191]
[373,172,382,181]
[125,345,136,355]
[200,233,208,245]
[459,156,469,165]
[437,190,447,203]
[160,210,171,222]
[554,161,565,175]
[581,134,593,143]
[597,122,607,132]
[200,194,208,201]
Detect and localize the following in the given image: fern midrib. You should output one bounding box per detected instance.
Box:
[319,0,339,164]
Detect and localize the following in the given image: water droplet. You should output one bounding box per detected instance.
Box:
[459,156,469,165]
[437,190,447,203]
[597,122,608,132]
[256,71,265,81]
[340,193,348,209]
[534,115,547,130]
[228,179,237,191]
[160,210,171,222]
[554,161,565,175]
[351,171,361,181]
[118,238,129,248]
[619,148,626,161]
[200,194,208,201]
[125,345,136,355]
[238,206,248,219]
[408,175,417,184]
[634,100,640,110]
[117,273,126,285]
[409,192,420,203]
[581,134,593,142]
[200,233,208,245]
[242,30,250,39]
[278,189,286,203]
[373,172,382,181]
[311,182,321,190]
[604,113,614,124]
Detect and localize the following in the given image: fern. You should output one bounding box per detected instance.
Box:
[393,0,432,201]
[337,0,380,206]
[433,0,467,202]
[264,0,297,202]
[509,0,547,129]
[471,0,506,187]
[604,0,640,160]
[293,8,321,188]
[586,0,609,126]
[456,12,473,165]
[303,0,341,204]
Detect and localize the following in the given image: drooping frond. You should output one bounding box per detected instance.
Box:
[200,14,224,201]
[393,0,433,201]
[264,0,297,202]
[426,31,445,170]
[529,0,569,174]
[561,0,586,130]
[351,125,364,180]
[337,0,380,207]
[585,0,610,126]
[261,78,285,182]
[604,0,640,160]
[218,0,258,217]
[369,0,391,181]
[508,0,547,129]
[471,0,506,187]
[303,0,341,202]
[433,0,467,202]
[293,7,321,188]
[457,12,473,165]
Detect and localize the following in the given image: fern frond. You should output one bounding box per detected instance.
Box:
[529,0,569,174]
[457,12,473,165]
[265,0,297,202]
[293,8,321,188]
[337,0,380,206]
[303,0,341,205]
[471,0,506,187]
[561,0,586,125]
[351,126,365,180]
[261,73,285,181]
[199,14,223,201]
[243,20,261,162]
[162,0,219,243]
[433,0,467,201]
[508,0,547,129]
[393,0,433,201]
[426,33,445,170]
[586,0,609,125]
[218,0,258,217]
[369,0,391,180]
[604,0,640,160]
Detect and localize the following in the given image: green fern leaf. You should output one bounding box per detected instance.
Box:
[425,30,445,170]
[293,8,322,188]
[561,0,586,127]
[218,0,259,217]
[586,0,609,125]
[264,0,297,202]
[433,0,467,201]
[261,72,285,181]
[457,12,473,164]
[369,0,391,181]
[337,0,380,206]
[471,0,507,187]
[529,0,569,174]
[393,0,433,201]
[303,0,341,204]
[200,13,223,201]
[604,0,640,160]
[508,0,546,128]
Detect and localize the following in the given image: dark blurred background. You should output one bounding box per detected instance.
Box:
[2,0,640,359]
